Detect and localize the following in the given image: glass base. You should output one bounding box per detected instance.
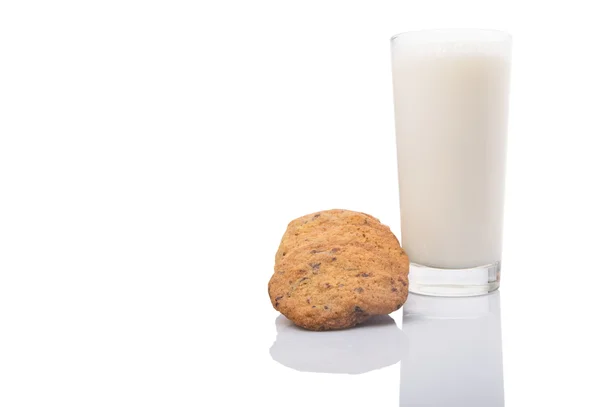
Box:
[408,261,500,297]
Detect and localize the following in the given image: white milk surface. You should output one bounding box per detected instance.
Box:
[391,31,511,269]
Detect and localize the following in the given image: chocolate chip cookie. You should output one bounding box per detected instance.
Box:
[268,209,409,330]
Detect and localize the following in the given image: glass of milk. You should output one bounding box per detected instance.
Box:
[390,29,512,296]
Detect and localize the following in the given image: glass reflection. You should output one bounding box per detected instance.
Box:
[270,314,407,374]
[401,291,504,406]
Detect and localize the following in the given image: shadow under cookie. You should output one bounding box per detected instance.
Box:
[269,314,407,374]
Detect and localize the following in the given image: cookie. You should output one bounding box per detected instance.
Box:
[268,209,409,331]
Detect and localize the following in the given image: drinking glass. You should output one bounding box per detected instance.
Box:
[390,29,512,296]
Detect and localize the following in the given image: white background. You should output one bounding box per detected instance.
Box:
[1,1,599,406]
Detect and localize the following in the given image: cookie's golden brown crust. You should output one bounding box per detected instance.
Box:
[269,209,409,331]
[275,209,393,262]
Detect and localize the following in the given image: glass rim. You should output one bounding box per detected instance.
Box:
[390,28,512,43]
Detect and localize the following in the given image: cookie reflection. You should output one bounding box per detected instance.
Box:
[270,314,407,374]
[400,291,504,407]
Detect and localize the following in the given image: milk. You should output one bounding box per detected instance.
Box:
[391,30,511,270]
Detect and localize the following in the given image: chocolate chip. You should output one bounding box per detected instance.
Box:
[401,279,407,286]
[396,303,403,310]
[356,272,371,277]
[391,287,398,292]
[324,283,331,289]
[324,306,329,310]
[331,257,337,261]
[310,262,321,270]
[282,252,286,257]
[313,213,321,219]
[354,306,364,313]
[312,305,316,308]
[306,298,311,304]
[299,277,308,282]
[275,296,283,301]
[331,248,340,253]
[354,287,364,294]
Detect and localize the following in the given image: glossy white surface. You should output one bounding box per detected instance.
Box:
[271,314,407,375]
[2,1,600,406]
[268,293,504,406]
[401,293,504,406]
